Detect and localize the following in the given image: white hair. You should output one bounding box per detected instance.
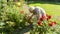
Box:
[29,6,35,11]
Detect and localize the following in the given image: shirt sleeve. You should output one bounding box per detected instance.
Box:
[34,7,42,19]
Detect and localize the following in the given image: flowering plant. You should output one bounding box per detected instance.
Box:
[29,14,60,34]
[0,0,60,34]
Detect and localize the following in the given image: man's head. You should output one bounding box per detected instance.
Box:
[29,6,35,13]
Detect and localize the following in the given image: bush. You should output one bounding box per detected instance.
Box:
[0,0,28,34]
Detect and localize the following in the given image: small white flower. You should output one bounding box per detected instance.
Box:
[0,22,5,26]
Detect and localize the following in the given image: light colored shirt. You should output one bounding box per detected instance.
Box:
[34,6,46,19]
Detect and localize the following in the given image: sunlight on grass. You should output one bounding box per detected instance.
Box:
[29,3,60,16]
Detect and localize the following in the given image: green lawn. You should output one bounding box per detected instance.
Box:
[29,2,60,24]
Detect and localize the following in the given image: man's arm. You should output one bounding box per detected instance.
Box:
[27,13,34,23]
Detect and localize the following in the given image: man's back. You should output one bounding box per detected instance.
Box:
[34,6,46,19]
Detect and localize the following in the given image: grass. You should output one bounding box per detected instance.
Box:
[29,2,60,24]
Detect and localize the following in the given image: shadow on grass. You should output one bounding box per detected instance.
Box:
[12,23,33,34]
[27,1,60,5]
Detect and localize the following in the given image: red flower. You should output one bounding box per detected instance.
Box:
[49,23,51,26]
[46,14,52,21]
[53,21,56,24]
[49,22,54,27]
[20,11,24,14]
[40,17,44,21]
[48,15,51,19]
[39,15,45,21]
[49,21,56,27]
[37,21,43,26]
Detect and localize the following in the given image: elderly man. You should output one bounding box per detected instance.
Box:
[27,6,46,23]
